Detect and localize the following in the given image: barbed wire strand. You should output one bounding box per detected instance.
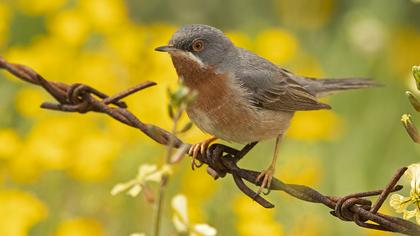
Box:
[1,56,419,235]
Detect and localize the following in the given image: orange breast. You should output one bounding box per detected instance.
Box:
[170,52,256,141]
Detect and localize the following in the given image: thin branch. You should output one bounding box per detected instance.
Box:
[1,56,420,235]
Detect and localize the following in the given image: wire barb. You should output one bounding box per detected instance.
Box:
[1,56,420,235]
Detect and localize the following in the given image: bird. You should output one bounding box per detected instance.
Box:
[155,24,378,195]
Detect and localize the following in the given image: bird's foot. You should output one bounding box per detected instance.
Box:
[255,165,276,195]
[188,136,217,170]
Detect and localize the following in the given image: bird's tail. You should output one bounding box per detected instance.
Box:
[301,77,381,97]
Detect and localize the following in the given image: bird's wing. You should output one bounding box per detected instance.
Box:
[235,48,331,112]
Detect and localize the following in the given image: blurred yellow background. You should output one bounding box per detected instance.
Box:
[0,0,419,235]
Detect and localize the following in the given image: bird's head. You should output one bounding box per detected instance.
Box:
[155,24,235,68]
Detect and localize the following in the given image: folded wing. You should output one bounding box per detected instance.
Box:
[235,48,330,112]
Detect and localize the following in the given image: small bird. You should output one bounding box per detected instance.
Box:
[155,24,377,194]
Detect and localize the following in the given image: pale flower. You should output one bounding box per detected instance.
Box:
[172,194,217,236]
[390,163,420,224]
[129,233,146,236]
[111,164,171,197]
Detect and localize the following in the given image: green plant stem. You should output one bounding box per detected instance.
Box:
[152,105,185,236]
[153,175,168,236]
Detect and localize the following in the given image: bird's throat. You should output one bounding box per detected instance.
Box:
[169,51,212,87]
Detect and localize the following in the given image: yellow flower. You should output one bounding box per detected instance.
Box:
[8,152,44,183]
[77,0,129,34]
[47,10,90,46]
[16,0,67,15]
[125,82,176,134]
[71,51,126,92]
[287,52,324,78]
[55,218,104,236]
[225,31,253,49]
[255,28,298,65]
[0,189,48,236]
[15,87,49,118]
[69,133,123,181]
[234,196,284,236]
[0,3,10,47]
[25,133,70,170]
[0,166,5,184]
[105,24,147,64]
[275,0,335,30]
[0,129,21,159]
[24,116,89,171]
[388,28,420,76]
[278,155,322,186]
[390,163,420,224]
[171,194,217,236]
[7,115,124,182]
[6,36,76,81]
[289,214,325,236]
[287,110,343,141]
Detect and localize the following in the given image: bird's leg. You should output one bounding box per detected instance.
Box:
[188,136,218,170]
[256,134,283,195]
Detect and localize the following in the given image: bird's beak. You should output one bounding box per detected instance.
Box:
[155,45,177,52]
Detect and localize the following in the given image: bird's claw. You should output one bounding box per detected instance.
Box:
[188,143,204,170]
[188,137,217,170]
[255,166,275,196]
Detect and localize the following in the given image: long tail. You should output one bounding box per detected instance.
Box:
[300,77,381,97]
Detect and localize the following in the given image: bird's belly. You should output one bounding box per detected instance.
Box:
[187,100,294,143]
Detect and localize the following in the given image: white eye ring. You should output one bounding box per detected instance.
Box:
[192,39,204,52]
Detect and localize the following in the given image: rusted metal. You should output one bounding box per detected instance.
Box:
[1,56,420,235]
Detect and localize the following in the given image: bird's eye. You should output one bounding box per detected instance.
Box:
[191,39,204,52]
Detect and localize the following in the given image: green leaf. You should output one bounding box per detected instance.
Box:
[412,66,420,91]
[179,122,193,133]
[406,91,420,112]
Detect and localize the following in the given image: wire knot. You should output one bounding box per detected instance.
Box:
[66,83,93,113]
[334,197,371,222]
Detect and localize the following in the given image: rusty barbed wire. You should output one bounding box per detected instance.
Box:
[1,56,420,235]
